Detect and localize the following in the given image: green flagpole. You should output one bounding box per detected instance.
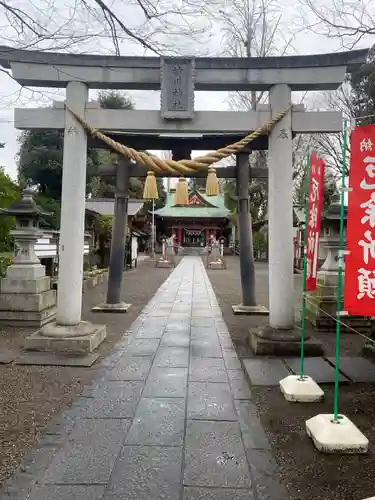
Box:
[333,119,348,422]
[299,149,311,379]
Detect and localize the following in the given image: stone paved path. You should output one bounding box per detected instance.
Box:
[1,257,286,500]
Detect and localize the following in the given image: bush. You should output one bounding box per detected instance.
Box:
[0,254,13,278]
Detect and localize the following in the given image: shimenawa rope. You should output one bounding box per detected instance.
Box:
[65,104,290,175]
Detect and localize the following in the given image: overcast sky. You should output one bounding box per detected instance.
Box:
[0,0,373,181]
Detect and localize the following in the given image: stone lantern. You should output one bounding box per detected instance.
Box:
[156,235,174,268]
[306,194,369,332]
[0,188,57,326]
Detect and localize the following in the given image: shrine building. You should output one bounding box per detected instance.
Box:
[154,187,231,248]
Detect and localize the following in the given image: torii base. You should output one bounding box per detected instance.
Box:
[92,302,131,313]
[249,325,324,356]
[25,321,106,354]
[232,304,269,315]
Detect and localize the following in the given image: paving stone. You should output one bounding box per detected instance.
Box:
[227,370,252,400]
[222,350,242,370]
[143,367,188,398]
[127,338,160,356]
[189,357,228,383]
[154,346,189,367]
[169,313,191,322]
[172,306,191,314]
[190,326,218,340]
[184,420,252,488]
[3,258,275,500]
[242,358,290,386]
[143,317,168,327]
[247,449,289,500]
[192,309,214,317]
[234,400,270,450]
[15,352,99,367]
[326,356,375,382]
[41,419,131,484]
[191,317,217,327]
[0,348,16,364]
[284,357,349,383]
[80,381,144,418]
[105,446,182,500]
[109,356,153,381]
[187,382,236,420]
[161,332,190,347]
[165,325,191,336]
[28,485,105,500]
[219,337,236,349]
[147,308,171,317]
[190,339,222,358]
[183,487,255,500]
[125,398,185,446]
[135,326,166,339]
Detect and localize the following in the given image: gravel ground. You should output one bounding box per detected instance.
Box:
[207,256,374,500]
[0,257,175,486]
[207,256,366,358]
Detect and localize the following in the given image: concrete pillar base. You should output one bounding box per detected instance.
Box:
[306,414,369,454]
[25,321,106,353]
[92,302,132,313]
[232,303,269,316]
[279,374,324,403]
[249,325,324,356]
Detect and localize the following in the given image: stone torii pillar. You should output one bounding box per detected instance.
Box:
[250,83,323,356]
[92,158,132,313]
[232,152,268,315]
[30,81,107,353]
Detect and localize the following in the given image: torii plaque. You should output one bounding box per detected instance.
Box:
[160,57,195,120]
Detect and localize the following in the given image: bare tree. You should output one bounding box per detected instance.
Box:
[0,0,213,55]
[299,0,375,49]
[309,83,353,178]
[214,0,301,221]
[215,0,298,110]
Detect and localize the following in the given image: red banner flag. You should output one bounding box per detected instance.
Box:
[344,125,375,316]
[305,152,325,292]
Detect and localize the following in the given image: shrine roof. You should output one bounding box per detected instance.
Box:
[154,190,230,219]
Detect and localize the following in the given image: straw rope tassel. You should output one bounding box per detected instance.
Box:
[205,167,220,196]
[65,104,290,175]
[143,171,159,200]
[174,177,189,205]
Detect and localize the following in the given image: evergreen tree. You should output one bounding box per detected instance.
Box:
[17,91,136,206]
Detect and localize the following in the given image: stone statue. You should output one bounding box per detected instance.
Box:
[210,234,221,262]
[165,234,176,259]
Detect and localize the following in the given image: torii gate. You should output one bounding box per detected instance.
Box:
[0,46,368,355]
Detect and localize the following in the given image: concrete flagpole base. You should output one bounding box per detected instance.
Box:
[25,321,107,354]
[232,304,269,315]
[306,414,369,454]
[92,302,132,313]
[279,374,324,402]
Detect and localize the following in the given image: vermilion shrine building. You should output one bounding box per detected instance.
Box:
[154,188,231,248]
